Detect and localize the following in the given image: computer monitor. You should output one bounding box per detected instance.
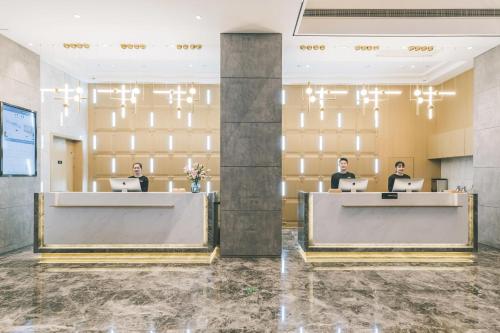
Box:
[392,178,424,192]
[109,178,142,192]
[338,178,369,192]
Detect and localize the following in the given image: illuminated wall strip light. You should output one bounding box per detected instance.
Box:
[177,110,182,119]
[374,110,380,128]
[206,89,211,104]
[168,135,173,151]
[356,90,360,106]
[40,181,44,193]
[187,112,192,127]
[374,158,379,174]
[92,134,97,150]
[318,180,323,192]
[111,112,116,127]
[428,107,434,120]
[149,157,154,173]
[438,91,456,96]
[150,112,155,127]
[168,180,173,192]
[120,106,126,119]
[92,181,97,192]
[337,158,341,172]
[319,135,323,151]
[130,134,135,150]
[188,158,192,170]
[281,135,286,152]
[300,112,305,128]
[206,135,211,151]
[320,110,324,121]
[337,112,342,128]
[169,91,173,104]
[111,157,116,173]
[281,180,286,197]
[300,158,305,174]
[356,135,361,151]
[60,111,64,126]
[281,89,286,105]
[330,90,349,95]
[92,89,97,104]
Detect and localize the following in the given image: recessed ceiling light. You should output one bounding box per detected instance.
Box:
[196,15,202,20]
[28,43,33,46]
[188,64,193,68]
[73,14,81,19]
[411,65,416,69]
[305,64,310,68]
[467,46,473,50]
[102,44,108,48]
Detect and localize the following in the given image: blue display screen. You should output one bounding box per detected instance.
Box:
[1,103,36,176]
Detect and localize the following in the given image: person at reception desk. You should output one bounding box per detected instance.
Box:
[129,162,149,192]
[388,161,411,192]
[330,157,356,189]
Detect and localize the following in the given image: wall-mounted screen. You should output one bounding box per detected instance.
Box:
[0,102,37,176]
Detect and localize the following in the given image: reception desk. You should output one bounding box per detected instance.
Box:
[34,192,218,264]
[298,192,478,263]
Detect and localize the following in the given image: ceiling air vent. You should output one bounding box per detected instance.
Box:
[303,8,500,18]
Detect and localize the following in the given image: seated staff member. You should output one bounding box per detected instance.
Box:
[331,157,356,189]
[129,162,149,192]
[388,161,411,192]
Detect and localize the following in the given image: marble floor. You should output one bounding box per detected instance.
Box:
[1,231,500,333]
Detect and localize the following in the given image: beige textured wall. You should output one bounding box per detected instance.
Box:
[88,83,220,193]
[88,75,474,226]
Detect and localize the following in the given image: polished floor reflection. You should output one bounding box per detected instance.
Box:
[1,230,500,332]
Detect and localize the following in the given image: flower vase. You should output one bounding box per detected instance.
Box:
[191,181,201,193]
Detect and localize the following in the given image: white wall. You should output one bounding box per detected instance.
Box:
[40,62,88,192]
[440,156,474,191]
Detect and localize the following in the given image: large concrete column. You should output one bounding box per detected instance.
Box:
[473,45,500,249]
[220,33,282,256]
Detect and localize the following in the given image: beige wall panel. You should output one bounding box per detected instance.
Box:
[284,132,302,153]
[94,132,113,153]
[134,108,151,129]
[339,133,357,153]
[339,110,356,129]
[210,131,220,152]
[356,157,376,176]
[113,132,132,153]
[94,89,121,108]
[284,156,301,176]
[115,156,133,176]
[152,132,170,153]
[357,107,376,130]
[155,156,170,176]
[155,110,171,129]
[319,156,339,177]
[206,156,220,176]
[135,131,153,153]
[93,108,113,130]
[170,156,189,176]
[302,133,320,153]
[95,179,111,192]
[94,156,112,177]
[284,179,301,199]
[189,133,208,152]
[170,133,190,152]
[149,179,168,192]
[283,200,299,221]
[303,157,320,176]
[360,133,377,153]
[323,133,339,152]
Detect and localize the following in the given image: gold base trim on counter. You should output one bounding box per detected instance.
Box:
[299,248,474,263]
[39,248,219,264]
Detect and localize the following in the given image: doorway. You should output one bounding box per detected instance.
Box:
[50,135,83,192]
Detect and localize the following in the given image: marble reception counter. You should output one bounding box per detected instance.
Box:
[34,192,218,263]
[298,192,478,263]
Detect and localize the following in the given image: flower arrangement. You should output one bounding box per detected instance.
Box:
[184,163,209,183]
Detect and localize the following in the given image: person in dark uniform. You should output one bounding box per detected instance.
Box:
[129,162,149,192]
[331,157,356,189]
[388,161,411,192]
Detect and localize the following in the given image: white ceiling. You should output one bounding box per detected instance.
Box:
[1,0,500,84]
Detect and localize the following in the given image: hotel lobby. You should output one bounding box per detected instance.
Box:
[1,0,500,331]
